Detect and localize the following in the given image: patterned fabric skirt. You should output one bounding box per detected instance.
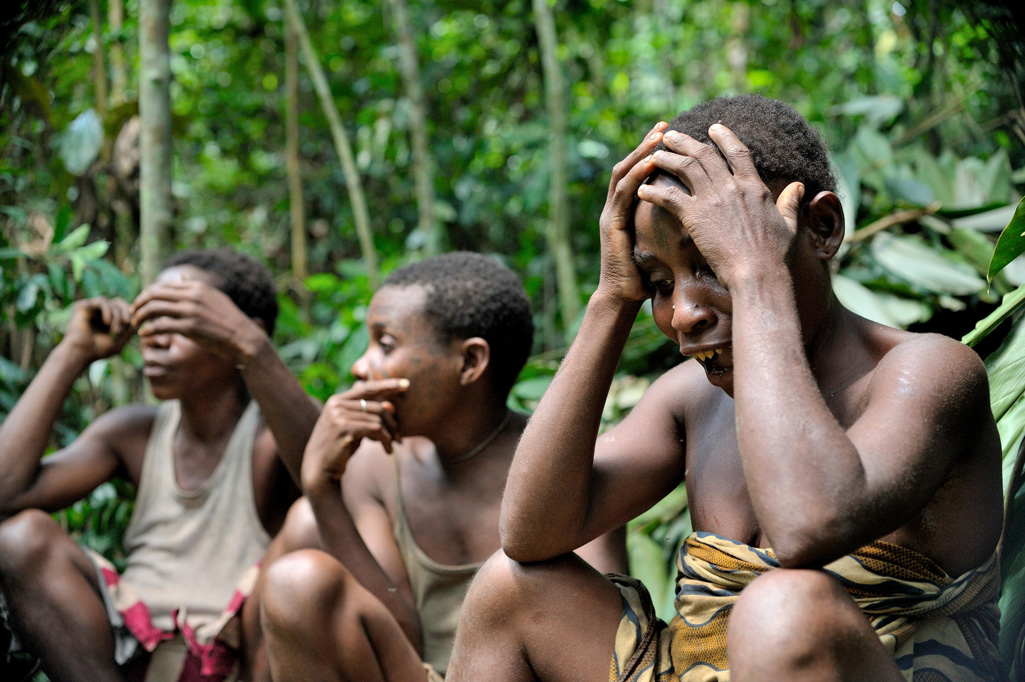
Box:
[609,532,1006,682]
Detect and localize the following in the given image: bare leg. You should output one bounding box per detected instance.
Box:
[0,509,125,682]
[259,549,427,682]
[728,569,905,682]
[239,497,321,682]
[446,550,623,682]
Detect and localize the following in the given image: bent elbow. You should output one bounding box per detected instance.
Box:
[766,514,848,569]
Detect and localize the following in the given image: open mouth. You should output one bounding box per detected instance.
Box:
[691,348,729,376]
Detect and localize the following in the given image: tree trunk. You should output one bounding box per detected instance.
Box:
[285,9,307,286]
[139,0,173,285]
[387,0,440,255]
[109,0,126,105]
[533,0,579,330]
[283,0,379,289]
[89,0,108,122]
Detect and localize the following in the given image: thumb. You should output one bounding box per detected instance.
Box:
[776,181,805,230]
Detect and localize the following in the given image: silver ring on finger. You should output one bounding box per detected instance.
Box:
[360,399,368,413]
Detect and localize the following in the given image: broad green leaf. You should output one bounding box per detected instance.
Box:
[75,240,109,262]
[626,531,674,620]
[15,278,39,312]
[512,375,554,401]
[979,149,1012,204]
[883,175,935,207]
[832,94,904,127]
[871,233,986,296]
[58,108,104,175]
[947,228,999,279]
[962,284,1025,347]
[57,225,91,252]
[987,197,1025,282]
[911,147,953,203]
[951,203,1019,233]
[832,275,930,328]
[984,319,1025,422]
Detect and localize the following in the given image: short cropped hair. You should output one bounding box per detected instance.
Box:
[161,249,279,336]
[383,252,533,396]
[653,94,837,200]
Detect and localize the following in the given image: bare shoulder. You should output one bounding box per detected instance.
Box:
[869,331,991,412]
[81,404,160,478]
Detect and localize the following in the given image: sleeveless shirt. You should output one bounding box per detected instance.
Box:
[392,456,482,677]
[120,400,270,635]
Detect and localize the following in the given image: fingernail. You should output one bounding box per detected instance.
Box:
[709,123,723,132]
[398,378,410,388]
[648,131,662,141]
[664,130,679,140]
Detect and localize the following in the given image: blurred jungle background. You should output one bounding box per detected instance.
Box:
[2,0,1025,677]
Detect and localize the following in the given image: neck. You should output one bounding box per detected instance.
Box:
[431,398,514,465]
[805,296,868,395]
[176,379,249,444]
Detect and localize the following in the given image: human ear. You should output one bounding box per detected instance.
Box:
[802,191,845,261]
[459,337,491,386]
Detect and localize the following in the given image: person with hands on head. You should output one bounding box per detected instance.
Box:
[445,95,1006,682]
[0,249,318,682]
[255,252,628,682]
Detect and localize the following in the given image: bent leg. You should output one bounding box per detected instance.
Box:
[260,549,427,682]
[728,568,904,682]
[240,497,321,682]
[0,509,124,682]
[446,550,624,682]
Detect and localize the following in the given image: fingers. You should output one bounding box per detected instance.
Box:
[775,182,806,229]
[106,299,133,338]
[341,378,411,402]
[322,393,402,454]
[607,122,668,200]
[130,280,210,318]
[707,124,758,179]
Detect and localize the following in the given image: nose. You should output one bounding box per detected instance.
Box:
[350,350,370,381]
[671,286,717,336]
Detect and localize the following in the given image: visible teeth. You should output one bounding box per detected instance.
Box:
[693,349,724,361]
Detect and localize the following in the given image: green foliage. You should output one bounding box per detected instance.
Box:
[2,0,1025,676]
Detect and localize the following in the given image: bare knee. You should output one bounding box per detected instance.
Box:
[0,510,65,578]
[729,569,867,669]
[260,549,350,637]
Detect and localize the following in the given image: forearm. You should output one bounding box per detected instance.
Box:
[0,343,88,506]
[239,335,320,486]
[304,480,421,645]
[730,271,863,563]
[500,290,641,560]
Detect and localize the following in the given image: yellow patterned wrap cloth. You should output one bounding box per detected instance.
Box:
[609,532,1006,682]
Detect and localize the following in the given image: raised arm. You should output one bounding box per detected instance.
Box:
[130,278,319,485]
[0,298,136,517]
[638,125,1002,568]
[299,380,422,648]
[500,122,687,562]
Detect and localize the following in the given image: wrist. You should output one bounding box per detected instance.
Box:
[302,471,341,499]
[589,286,646,319]
[52,339,96,372]
[236,327,274,371]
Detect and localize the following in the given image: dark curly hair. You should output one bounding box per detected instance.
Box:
[161,249,279,337]
[653,94,837,200]
[383,252,533,395]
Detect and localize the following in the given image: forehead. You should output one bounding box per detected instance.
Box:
[367,285,437,334]
[156,264,219,286]
[633,197,692,262]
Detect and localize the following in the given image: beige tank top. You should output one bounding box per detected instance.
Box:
[120,400,270,634]
[392,456,482,677]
